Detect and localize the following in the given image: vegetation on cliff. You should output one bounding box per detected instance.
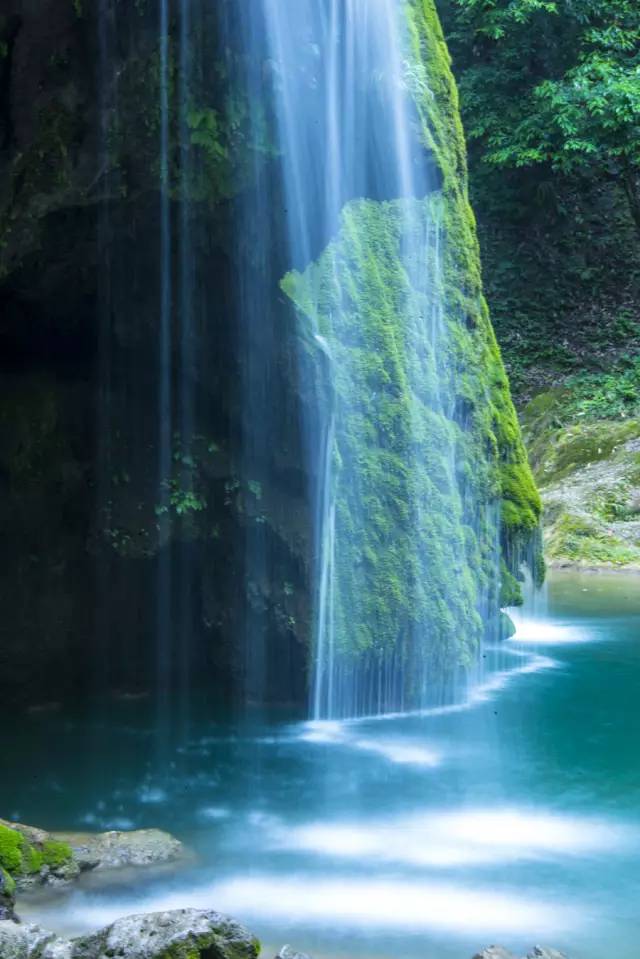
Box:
[438,0,640,568]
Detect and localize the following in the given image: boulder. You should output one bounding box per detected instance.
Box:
[54,828,185,872]
[0,909,260,959]
[0,868,17,921]
[71,909,260,959]
[472,949,518,959]
[526,949,568,959]
[276,948,313,959]
[0,921,72,959]
[0,819,186,891]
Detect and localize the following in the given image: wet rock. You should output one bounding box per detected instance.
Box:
[276,948,313,959]
[0,868,17,921]
[0,921,72,959]
[71,908,260,959]
[55,828,186,873]
[472,949,518,959]
[0,819,186,893]
[526,949,568,959]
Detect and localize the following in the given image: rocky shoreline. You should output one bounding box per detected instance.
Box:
[0,819,571,959]
[0,913,569,959]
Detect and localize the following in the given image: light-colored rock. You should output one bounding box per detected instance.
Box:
[71,908,260,959]
[526,948,568,959]
[1,909,260,959]
[54,828,185,872]
[472,948,518,959]
[0,921,72,959]
[276,947,313,959]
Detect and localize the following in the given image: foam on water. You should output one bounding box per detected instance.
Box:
[510,616,590,645]
[63,876,578,939]
[275,808,634,867]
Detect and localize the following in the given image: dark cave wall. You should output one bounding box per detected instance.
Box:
[0,0,312,711]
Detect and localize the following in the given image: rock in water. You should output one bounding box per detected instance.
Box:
[276,948,313,959]
[472,949,519,959]
[71,909,260,959]
[55,828,185,872]
[0,819,186,892]
[0,921,72,959]
[526,949,568,959]
[0,869,16,921]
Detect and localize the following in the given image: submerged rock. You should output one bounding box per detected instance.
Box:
[276,948,313,959]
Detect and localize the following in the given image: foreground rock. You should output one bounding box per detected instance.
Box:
[474,948,568,959]
[276,949,313,959]
[0,868,16,921]
[0,819,186,892]
[0,910,260,959]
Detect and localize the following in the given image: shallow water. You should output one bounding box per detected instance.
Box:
[4,571,640,959]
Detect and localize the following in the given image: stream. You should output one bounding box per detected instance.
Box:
[4,570,640,959]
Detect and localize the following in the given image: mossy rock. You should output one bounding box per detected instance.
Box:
[0,821,76,888]
[524,390,640,568]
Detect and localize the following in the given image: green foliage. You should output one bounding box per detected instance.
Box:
[441,0,640,195]
[547,510,640,566]
[563,355,640,421]
[437,0,640,407]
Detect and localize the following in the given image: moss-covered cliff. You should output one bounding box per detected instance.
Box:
[283,1,541,700]
[0,0,540,713]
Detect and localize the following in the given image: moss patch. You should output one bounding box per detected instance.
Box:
[280,0,542,692]
[0,822,73,883]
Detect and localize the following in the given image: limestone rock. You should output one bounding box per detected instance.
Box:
[0,921,72,959]
[526,948,568,959]
[54,828,186,872]
[0,868,16,921]
[472,948,518,959]
[71,908,260,959]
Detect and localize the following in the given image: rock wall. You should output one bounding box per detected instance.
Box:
[0,0,541,711]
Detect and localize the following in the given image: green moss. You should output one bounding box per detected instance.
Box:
[500,560,523,607]
[547,511,640,567]
[0,825,23,875]
[280,0,542,691]
[42,839,73,869]
[0,867,15,898]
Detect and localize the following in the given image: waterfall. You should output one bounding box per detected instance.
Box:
[233,0,498,720]
[90,0,510,723]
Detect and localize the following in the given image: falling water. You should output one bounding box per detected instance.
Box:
[233,0,498,719]
[91,0,501,724]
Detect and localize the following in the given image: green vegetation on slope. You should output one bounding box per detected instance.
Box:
[437,0,640,405]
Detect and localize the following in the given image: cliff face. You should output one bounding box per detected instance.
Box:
[0,0,540,711]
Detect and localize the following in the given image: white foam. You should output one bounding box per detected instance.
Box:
[350,738,440,766]
[510,617,589,645]
[197,806,230,821]
[69,875,577,938]
[275,807,634,867]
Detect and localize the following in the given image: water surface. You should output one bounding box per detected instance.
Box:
[4,571,640,959]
